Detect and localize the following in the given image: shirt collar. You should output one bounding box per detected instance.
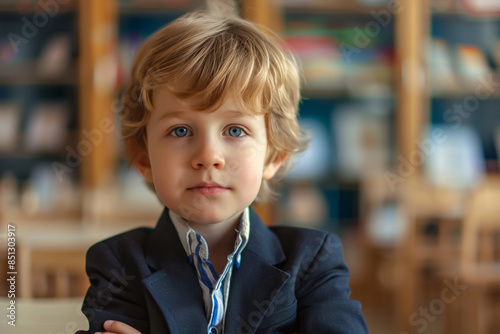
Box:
[169,207,250,268]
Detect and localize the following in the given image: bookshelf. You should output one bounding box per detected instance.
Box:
[0,0,81,222]
[0,0,203,226]
[243,0,500,225]
[246,2,497,332]
[0,0,414,228]
[396,1,500,332]
[241,0,410,231]
[1,0,497,240]
[241,3,429,332]
[429,3,500,175]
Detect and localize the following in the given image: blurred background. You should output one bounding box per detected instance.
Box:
[0,0,500,333]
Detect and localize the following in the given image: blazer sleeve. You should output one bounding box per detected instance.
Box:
[76,241,149,334]
[295,233,369,334]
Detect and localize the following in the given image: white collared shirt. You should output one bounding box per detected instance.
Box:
[169,207,250,334]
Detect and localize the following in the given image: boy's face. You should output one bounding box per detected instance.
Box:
[136,87,282,225]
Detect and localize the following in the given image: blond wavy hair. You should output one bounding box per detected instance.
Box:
[120,11,305,202]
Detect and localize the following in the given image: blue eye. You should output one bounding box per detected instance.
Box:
[171,126,190,137]
[227,126,244,137]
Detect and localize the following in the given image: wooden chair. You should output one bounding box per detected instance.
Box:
[0,226,91,299]
[357,171,401,312]
[18,242,89,298]
[396,176,468,333]
[31,248,88,298]
[459,176,500,334]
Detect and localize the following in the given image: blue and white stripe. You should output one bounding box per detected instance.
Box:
[170,208,250,334]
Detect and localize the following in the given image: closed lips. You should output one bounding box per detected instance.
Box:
[188,182,229,195]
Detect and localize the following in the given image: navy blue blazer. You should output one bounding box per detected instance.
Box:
[76,208,368,334]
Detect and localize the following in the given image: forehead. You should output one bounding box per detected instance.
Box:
[151,85,259,116]
[152,87,190,110]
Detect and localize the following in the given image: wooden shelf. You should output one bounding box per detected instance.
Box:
[282,1,389,15]
[432,9,500,20]
[432,92,500,99]
[432,8,467,16]
[0,150,70,159]
[118,0,203,13]
[0,131,79,158]
[302,89,395,100]
[0,64,77,86]
[0,0,76,12]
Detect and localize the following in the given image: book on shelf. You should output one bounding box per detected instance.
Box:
[284,36,393,95]
[492,39,500,72]
[346,61,393,98]
[24,102,70,153]
[0,102,21,151]
[284,34,347,93]
[285,118,331,180]
[36,34,72,79]
[429,39,461,95]
[0,165,80,218]
[333,102,391,181]
[424,125,485,189]
[0,38,16,65]
[431,0,456,11]
[118,33,142,87]
[455,44,492,92]
[460,0,500,15]
[17,163,80,216]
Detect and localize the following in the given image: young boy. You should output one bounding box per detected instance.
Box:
[77,10,368,334]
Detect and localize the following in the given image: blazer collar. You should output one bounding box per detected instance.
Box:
[144,207,290,334]
[145,207,286,269]
[144,208,208,333]
[146,208,187,270]
[225,207,291,333]
[245,206,287,265]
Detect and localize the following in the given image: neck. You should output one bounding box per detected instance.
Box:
[188,211,243,253]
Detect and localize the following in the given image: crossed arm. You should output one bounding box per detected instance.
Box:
[95,320,141,334]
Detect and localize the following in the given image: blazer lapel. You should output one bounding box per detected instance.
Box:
[225,208,291,334]
[143,208,208,333]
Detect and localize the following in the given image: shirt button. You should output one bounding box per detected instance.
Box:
[209,326,218,334]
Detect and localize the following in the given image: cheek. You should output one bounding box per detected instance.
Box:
[228,150,266,187]
[151,169,175,203]
[231,141,264,164]
[148,149,182,197]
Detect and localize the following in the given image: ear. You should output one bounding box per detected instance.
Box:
[262,153,286,181]
[134,150,154,183]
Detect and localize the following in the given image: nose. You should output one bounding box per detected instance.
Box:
[191,137,225,170]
